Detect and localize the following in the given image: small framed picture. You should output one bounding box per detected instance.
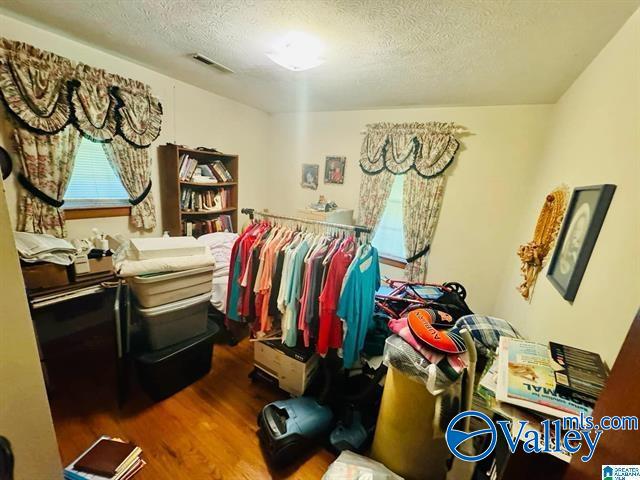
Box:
[547,184,616,302]
[324,156,346,184]
[301,164,319,190]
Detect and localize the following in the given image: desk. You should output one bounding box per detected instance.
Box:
[26,273,127,402]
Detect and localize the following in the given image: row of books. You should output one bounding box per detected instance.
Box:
[181,187,231,211]
[182,215,233,236]
[178,154,233,183]
[64,436,145,480]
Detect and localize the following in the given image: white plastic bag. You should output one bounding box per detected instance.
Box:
[322,451,404,480]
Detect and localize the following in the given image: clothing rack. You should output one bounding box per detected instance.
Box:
[241,208,372,239]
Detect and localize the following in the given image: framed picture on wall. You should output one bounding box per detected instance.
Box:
[301,164,319,190]
[547,184,616,302]
[324,156,346,184]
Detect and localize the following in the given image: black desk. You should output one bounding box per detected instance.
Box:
[27,274,130,404]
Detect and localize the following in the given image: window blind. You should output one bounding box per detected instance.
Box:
[64,139,129,208]
[372,175,407,261]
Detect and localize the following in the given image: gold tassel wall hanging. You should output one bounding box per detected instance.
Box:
[517,185,569,300]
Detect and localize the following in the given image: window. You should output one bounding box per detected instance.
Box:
[372,175,406,263]
[64,138,129,209]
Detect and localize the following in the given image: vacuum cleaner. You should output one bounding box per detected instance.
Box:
[257,356,387,465]
[257,396,333,465]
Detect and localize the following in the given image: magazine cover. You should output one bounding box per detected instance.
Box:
[496,336,592,418]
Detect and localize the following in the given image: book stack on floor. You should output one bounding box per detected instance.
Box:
[182,214,233,237]
[64,436,145,480]
[179,154,233,182]
[181,187,231,211]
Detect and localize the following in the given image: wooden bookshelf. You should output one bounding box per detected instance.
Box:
[158,144,239,236]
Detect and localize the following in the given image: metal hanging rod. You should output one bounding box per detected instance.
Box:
[241,208,372,238]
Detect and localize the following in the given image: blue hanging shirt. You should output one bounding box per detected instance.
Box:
[337,245,380,368]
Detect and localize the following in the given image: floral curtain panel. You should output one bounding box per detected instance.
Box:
[0,37,162,235]
[14,126,81,237]
[103,137,156,230]
[356,169,395,231]
[359,122,463,281]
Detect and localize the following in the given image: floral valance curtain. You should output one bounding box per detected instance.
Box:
[0,37,162,236]
[359,122,464,282]
[0,38,163,147]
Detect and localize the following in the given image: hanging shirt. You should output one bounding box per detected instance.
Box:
[337,245,380,368]
[225,223,259,323]
[282,238,310,347]
[317,248,353,355]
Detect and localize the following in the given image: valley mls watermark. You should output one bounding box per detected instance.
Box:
[445,410,639,463]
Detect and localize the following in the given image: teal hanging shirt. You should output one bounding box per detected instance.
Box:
[337,245,380,368]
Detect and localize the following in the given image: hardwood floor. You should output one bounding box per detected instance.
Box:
[47,332,335,479]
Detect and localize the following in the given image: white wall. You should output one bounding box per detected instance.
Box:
[268,105,552,315]
[493,9,640,366]
[0,12,271,241]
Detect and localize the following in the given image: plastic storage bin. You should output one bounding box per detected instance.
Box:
[135,291,211,350]
[129,236,205,260]
[129,266,214,308]
[135,321,219,401]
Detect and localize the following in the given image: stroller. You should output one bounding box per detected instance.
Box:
[375,278,473,325]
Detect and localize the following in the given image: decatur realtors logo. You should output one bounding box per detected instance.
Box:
[445,411,497,462]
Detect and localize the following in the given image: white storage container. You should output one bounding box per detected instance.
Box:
[129,236,206,260]
[135,292,211,350]
[129,266,214,308]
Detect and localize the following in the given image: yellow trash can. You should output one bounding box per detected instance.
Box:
[370,365,450,480]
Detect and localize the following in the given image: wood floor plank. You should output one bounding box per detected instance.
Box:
[49,338,335,479]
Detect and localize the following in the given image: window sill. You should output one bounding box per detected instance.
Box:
[379,255,407,269]
[64,206,131,220]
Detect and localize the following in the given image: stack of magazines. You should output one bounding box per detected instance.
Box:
[64,436,145,480]
[495,337,596,418]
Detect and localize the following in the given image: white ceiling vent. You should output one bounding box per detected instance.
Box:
[192,53,234,74]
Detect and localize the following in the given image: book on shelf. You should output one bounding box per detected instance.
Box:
[64,436,145,480]
[496,336,593,418]
[178,154,233,183]
[180,187,231,211]
[181,214,234,237]
[211,160,233,182]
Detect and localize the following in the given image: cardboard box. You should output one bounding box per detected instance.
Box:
[70,256,114,280]
[21,262,71,290]
[254,341,319,396]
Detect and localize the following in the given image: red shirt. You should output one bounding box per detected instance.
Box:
[317,249,353,355]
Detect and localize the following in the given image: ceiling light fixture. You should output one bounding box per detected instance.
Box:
[266,31,325,72]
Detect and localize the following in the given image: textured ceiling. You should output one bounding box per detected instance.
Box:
[0,0,638,113]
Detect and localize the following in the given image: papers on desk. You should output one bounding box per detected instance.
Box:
[15,231,76,266]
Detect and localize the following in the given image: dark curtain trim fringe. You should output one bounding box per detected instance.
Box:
[0,80,161,148]
[111,86,162,149]
[0,81,72,136]
[17,172,64,208]
[359,137,460,179]
[129,180,152,206]
[68,79,116,144]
